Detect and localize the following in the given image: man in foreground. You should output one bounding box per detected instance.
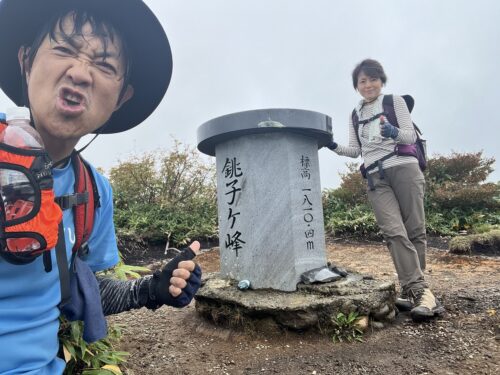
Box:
[0,0,201,373]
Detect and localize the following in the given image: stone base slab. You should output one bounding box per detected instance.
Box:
[195,272,397,333]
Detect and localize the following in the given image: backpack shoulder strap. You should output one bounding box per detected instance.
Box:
[383,94,417,127]
[383,94,423,137]
[71,152,100,255]
[52,153,100,309]
[353,95,413,146]
[382,94,399,128]
[351,109,362,147]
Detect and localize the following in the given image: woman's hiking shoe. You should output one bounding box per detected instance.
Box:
[409,288,445,322]
[395,290,413,312]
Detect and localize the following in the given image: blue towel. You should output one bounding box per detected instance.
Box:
[60,256,107,343]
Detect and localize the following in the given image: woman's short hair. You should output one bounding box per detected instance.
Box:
[351,59,387,89]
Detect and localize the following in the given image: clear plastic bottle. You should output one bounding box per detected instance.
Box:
[0,107,44,252]
[2,107,44,149]
[368,116,383,143]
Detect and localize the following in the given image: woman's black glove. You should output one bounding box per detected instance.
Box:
[380,120,399,139]
[327,140,338,150]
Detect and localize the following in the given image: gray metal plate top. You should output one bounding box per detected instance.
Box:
[197,108,333,156]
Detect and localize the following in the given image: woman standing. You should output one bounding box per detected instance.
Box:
[328,59,444,322]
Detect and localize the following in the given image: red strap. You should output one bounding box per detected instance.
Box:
[71,153,96,254]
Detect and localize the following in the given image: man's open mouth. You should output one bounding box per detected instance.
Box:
[60,88,85,107]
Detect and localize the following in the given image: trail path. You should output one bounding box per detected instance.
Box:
[111,240,500,375]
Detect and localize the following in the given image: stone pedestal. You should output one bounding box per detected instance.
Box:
[198,109,332,291]
[195,272,397,332]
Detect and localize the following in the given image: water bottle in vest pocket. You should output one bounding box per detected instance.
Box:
[0,107,62,264]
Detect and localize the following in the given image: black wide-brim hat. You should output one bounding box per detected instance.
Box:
[0,0,172,134]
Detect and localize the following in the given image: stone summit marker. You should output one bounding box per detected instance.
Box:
[195,108,397,334]
[198,108,332,291]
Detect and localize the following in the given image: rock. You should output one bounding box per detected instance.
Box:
[373,304,390,319]
[354,316,369,331]
[386,309,396,321]
[279,311,319,330]
[195,271,397,334]
[254,318,282,335]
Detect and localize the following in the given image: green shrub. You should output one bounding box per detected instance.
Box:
[424,151,499,234]
[431,182,498,210]
[425,206,499,236]
[60,258,149,374]
[322,163,379,237]
[324,203,379,237]
[330,312,364,343]
[425,151,494,185]
[328,163,367,206]
[324,152,499,238]
[109,141,218,246]
[114,200,217,246]
[60,320,127,375]
[472,223,500,234]
[425,211,456,236]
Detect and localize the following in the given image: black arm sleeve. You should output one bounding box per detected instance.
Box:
[97,275,157,316]
[98,248,198,315]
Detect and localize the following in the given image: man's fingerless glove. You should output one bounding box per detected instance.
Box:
[145,247,202,309]
[380,122,399,139]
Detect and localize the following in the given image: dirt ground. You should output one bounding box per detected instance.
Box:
[111,238,500,375]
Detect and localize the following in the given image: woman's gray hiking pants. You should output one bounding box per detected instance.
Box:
[367,163,428,293]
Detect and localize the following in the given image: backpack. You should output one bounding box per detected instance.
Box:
[351,94,427,176]
[0,111,99,306]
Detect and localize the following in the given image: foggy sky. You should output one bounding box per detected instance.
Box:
[1,0,498,188]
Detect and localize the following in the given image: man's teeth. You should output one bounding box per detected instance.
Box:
[64,93,81,105]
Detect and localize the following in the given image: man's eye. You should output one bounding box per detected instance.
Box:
[95,61,117,75]
[53,46,74,55]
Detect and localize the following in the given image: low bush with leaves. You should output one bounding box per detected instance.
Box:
[322,163,379,238]
[323,152,499,238]
[323,196,378,238]
[424,152,499,235]
[59,319,127,375]
[59,259,149,374]
[330,312,364,343]
[109,141,218,246]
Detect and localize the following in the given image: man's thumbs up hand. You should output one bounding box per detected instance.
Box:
[148,241,202,309]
